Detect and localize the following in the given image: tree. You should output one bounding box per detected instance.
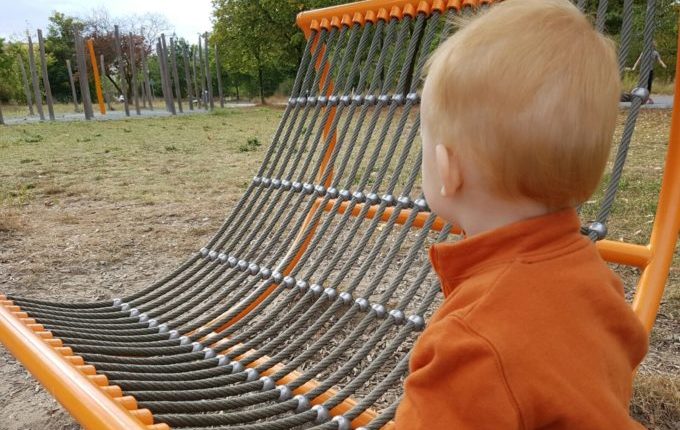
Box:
[80,9,173,100]
[46,12,84,102]
[0,38,26,103]
[212,0,347,103]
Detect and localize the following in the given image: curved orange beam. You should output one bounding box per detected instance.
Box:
[0,303,161,430]
[631,23,680,332]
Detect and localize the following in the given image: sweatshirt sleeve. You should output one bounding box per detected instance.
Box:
[394,315,523,430]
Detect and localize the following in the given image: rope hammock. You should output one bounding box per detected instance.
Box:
[1,0,679,429]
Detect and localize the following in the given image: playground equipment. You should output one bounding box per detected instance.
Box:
[2,26,215,124]
[1,0,679,428]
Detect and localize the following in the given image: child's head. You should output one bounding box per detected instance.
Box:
[421,0,620,226]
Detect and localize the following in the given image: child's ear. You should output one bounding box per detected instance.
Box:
[435,144,462,197]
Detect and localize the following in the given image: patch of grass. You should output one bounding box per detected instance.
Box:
[632,374,680,430]
[165,145,178,152]
[42,185,66,196]
[22,133,43,143]
[0,209,23,232]
[238,137,262,152]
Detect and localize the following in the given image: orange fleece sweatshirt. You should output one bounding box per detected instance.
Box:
[395,209,648,429]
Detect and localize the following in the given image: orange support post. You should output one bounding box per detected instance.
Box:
[631,21,680,332]
[87,39,106,115]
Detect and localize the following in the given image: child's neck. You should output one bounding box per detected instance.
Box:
[457,195,552,237]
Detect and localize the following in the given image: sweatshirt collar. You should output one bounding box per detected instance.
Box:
[430,208,583,296]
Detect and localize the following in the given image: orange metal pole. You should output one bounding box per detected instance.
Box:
[321,199,655,268]
[596,240,652,269]
[87,39,106,115]
[322,199,450,232]
[631,20,680,332]
[0,305,150,430]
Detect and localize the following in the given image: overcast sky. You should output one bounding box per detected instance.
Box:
[0,0,213,41]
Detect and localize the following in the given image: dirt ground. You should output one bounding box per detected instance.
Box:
[0,108,678,429]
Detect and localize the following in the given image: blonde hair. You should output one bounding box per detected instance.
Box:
[422,0,621,208]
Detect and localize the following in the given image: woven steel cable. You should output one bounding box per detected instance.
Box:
[71,15,436,420]
[10,32,322,312]
[595,0,608,32]
[590,0,656,240]
[17,30,332,340]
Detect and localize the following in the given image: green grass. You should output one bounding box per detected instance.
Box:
[622,71,675,95]
[0,107,281,207]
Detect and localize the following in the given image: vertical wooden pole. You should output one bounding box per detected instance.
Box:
[191,46,200,109]
[74,34,92,120]
[128,33,141,115]
[27,34,45,120]
[114,25,130,117]
[87,39,106,115]
[0,104,4,125]
[141,48,153,111]
[100,55,113,111]
[156,41,169,112]
[181,45,194,110]
[17,55,34,116]
[203,33,214,111]
[214,44,224,108]
[66,59,79,112]
[37,29,55,120]
[169,37,183,113]
[197,36,206,109]
[160,34,176,115]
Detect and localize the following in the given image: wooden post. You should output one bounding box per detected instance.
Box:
[141,48,153,111]
[27,34,45,120]
[160,34,176,115]
[0,104,4,125]
[191,46,201,109]
[100,55,113,111]
[203,33,214,110]
[156,41,169,112]
[214,44,224,108]
[74,33,93,120]
[87,39,106,115]
[66,59,79,112]
[128,33,141,115]
[169,37,183,113]
[17,55,34,116]
[37,29,55,120]
[114,25,130,117]
[181,45,194,110]
[197,36,206,109]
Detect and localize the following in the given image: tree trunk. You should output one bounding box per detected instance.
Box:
[258,66,265,105]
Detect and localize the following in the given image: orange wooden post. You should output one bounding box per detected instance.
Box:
[87,39,106,115]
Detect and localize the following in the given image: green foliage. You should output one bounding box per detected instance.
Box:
[212,0,347,102]
[238,137,262,152]
[46,12,84,102]
[0,38,26,103]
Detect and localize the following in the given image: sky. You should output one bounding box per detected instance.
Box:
[0,0,214,41]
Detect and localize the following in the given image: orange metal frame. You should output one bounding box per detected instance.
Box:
[0,1,678,429]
